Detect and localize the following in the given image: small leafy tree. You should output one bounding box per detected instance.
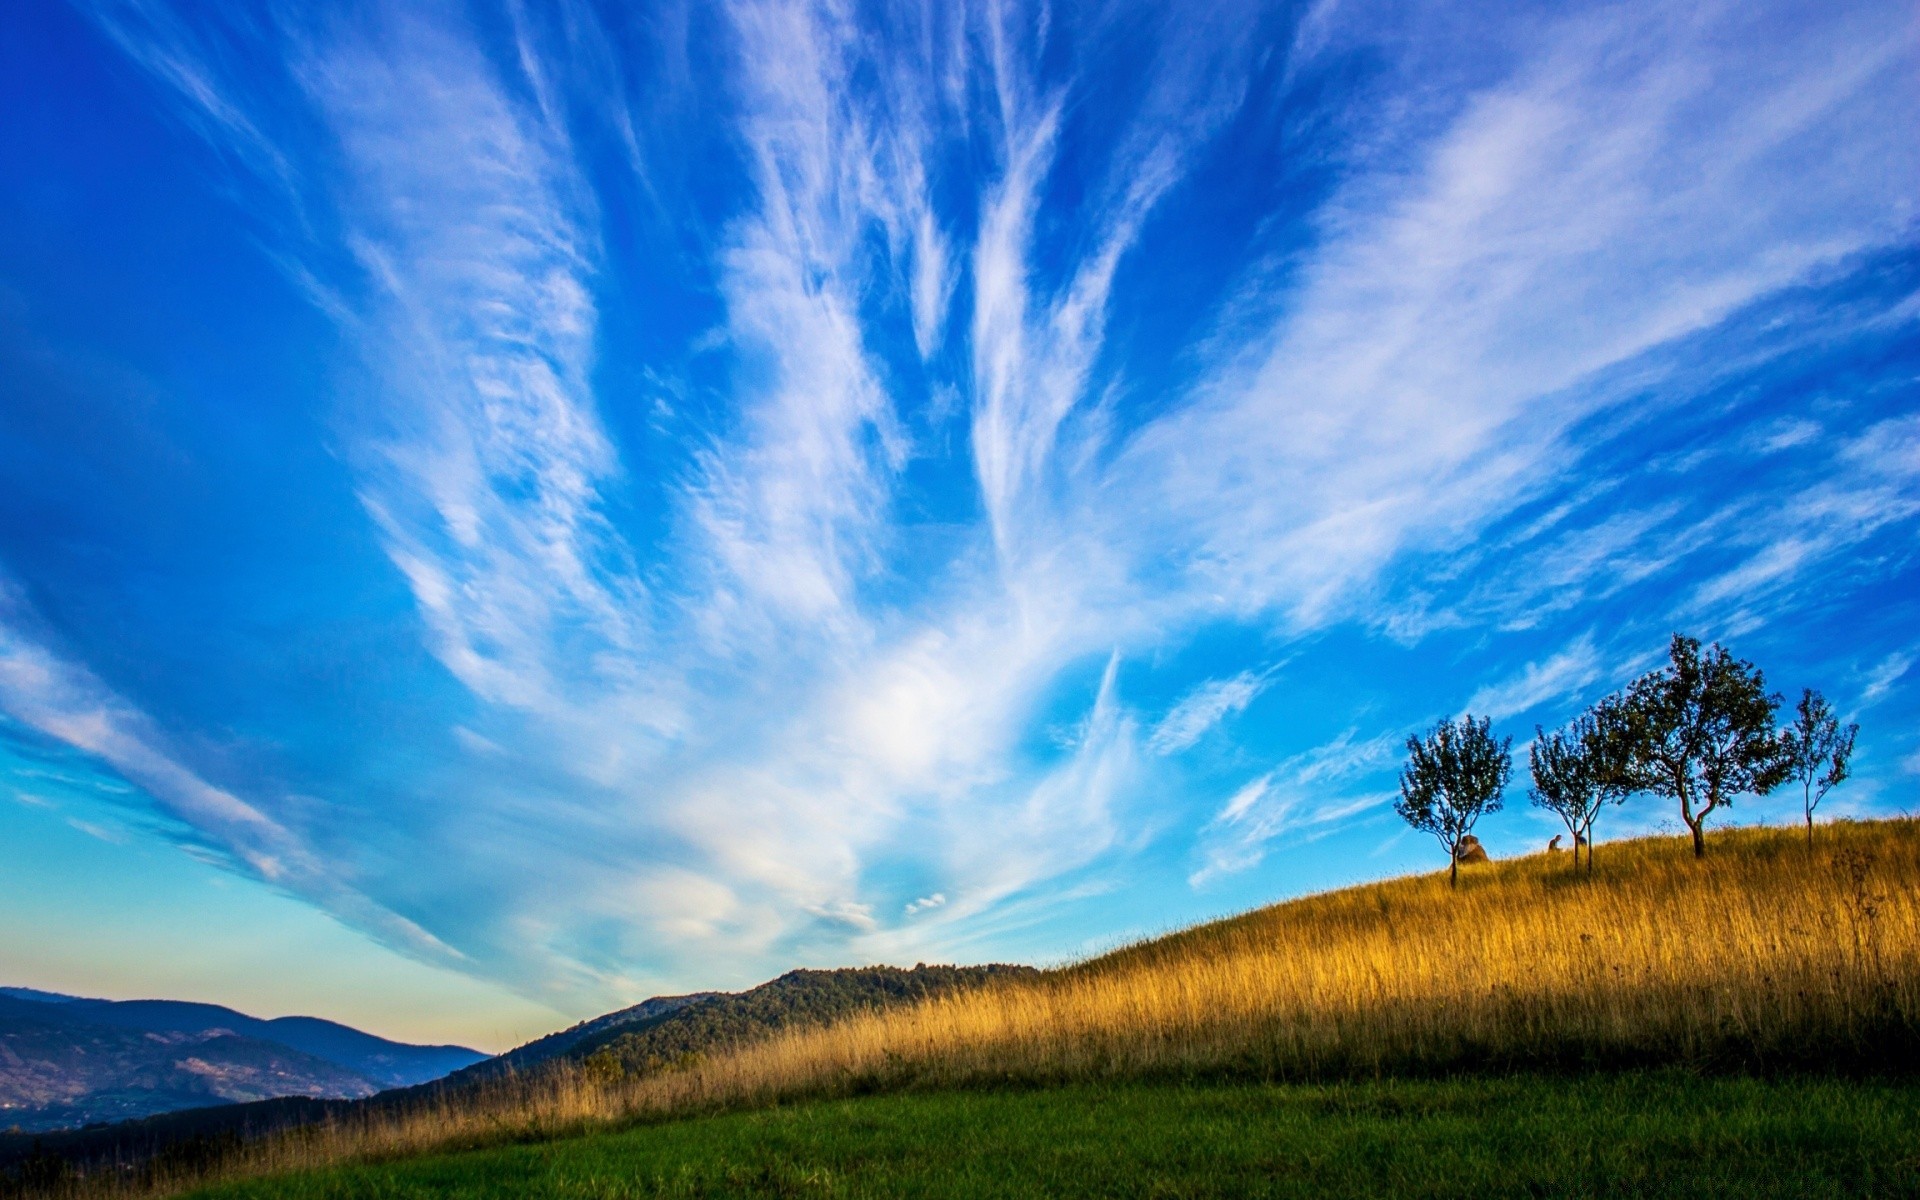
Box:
[1396,713,1511,889]
[1619,634,1792,859]
[1784,687,1857,846]
[1528,696,1633,875]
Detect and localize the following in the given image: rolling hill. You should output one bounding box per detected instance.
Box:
[11,819,1919,1197]
[555,965,1041,1074]
[445,994,715,1083]
[442,964,1038,1091]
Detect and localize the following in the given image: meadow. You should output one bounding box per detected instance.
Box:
[32,819,1920,1197]
[181,1075,1920,1199]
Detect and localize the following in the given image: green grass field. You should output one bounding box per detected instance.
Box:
[184,1074,1920,1199]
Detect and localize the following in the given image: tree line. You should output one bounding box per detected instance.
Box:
[1395,634,1858,887]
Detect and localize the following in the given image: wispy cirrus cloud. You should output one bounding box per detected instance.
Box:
[1858,653,1913,708]
[1464,636,1605,722]
[1149,669,1274,755]
[1113,0,1916,634]
[0,583,458,964]
[1192,729,1402,885]
[307,15,655,722]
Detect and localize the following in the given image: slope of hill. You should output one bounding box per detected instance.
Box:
[572,965,1041,1074]
[442,964,1038,1090]
[533,820,1912,1117]
[0,993,484,1132]
[17,820,1920,1197]
[442,994,715,1085]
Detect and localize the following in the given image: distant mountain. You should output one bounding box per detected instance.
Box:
[0,990,484,1132]
[36,999,485,1090]
[0,989,79,1005]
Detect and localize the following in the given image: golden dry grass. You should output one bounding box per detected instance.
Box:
[57,819,1920,1198]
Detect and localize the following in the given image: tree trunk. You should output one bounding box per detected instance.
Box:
[1689,819,1706,858]
[1449,851,1458,890]
[1806,811,1815,848]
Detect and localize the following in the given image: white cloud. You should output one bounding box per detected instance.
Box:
[1754,417,1823,453]
[1192,730,1402,884]
[904,893,947,916]
[1680,414,1920,626]
[303,16,658,726]
[1859,653,1913,707]
[682,0,918,638]
[1148,670,1273,755]
[968,4,1256,565]
[804,899,879,932]
[1215,773,1273,824]
[65,817,128,845]
[1110,0,1917,632]
[1464,636,1604,721]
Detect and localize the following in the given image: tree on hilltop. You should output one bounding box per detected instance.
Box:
[1396,713,1511,889]
[1528,695,1633,875]
[1618,634,1792,859]
[1783,687,1856,847]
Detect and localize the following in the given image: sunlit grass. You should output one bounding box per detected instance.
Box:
[53,819,1920,1198]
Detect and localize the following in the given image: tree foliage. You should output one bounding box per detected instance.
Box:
[1396,714,1511,888]
[1784,688,1856,846]
[1528,696,1633,874]
[1618,635,1792,858]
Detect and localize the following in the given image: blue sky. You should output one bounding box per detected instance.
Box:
[1,0,1916,1050]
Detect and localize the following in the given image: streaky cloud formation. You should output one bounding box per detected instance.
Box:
[0,0,1915,1027]
[0,578,459,966]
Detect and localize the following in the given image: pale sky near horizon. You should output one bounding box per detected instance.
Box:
[2,0,1916,1052]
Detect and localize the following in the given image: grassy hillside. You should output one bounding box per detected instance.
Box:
[177,1075,1920,1199]
[548,819,1916,1114]
[21,819,1920,1197]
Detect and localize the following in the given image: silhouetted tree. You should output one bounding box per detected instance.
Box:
[1784,687,1856,847]
[1619,634,1792,859]
[1528,696,1633,875]
[1396,713,1511,888]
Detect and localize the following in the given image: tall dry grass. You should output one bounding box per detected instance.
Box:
[56,820,1920,1197]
